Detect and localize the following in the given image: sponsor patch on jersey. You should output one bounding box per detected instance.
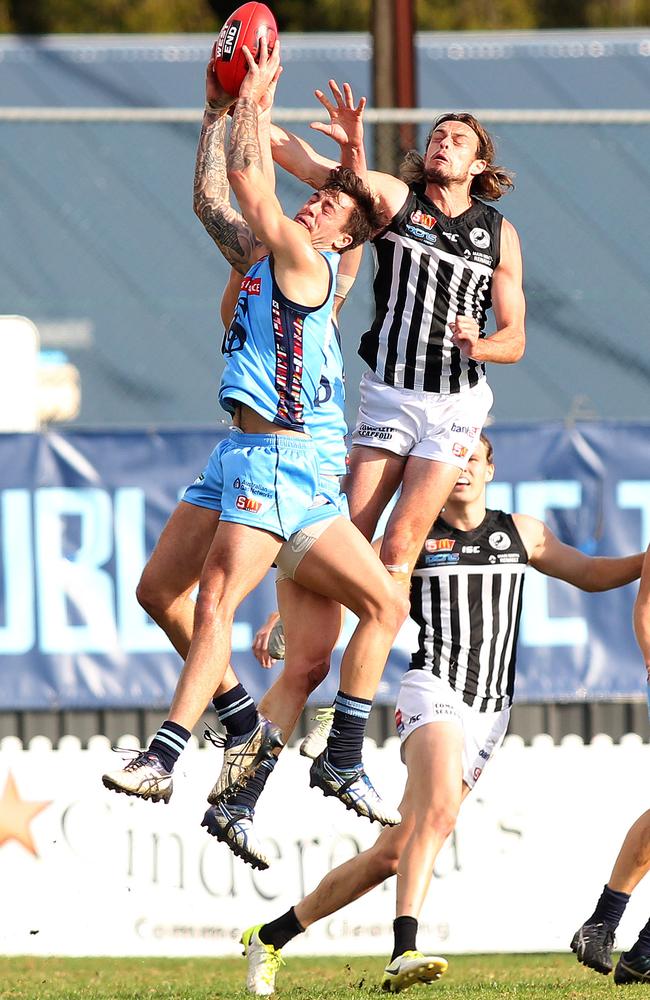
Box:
[479,748,490,760]
[471,251,494,266]
[356,423,394,441]
[425,552,461,565]
[462,545,480,554]
[450,422,480,436]
[241,276,261,295]
[406,224,437,245]
[409,714,422,725]
[473,766,483,782]
[411,209,437,229]
[425,538,455,553]
[470,227,490,249]
[496,552,522,563]
[395,709,404,735]
[443,231,459,242]
[235,495,262,512]
[232,477,274,499]
[452,442,468,458]
[489,531,511,551]
[193,472,205,485]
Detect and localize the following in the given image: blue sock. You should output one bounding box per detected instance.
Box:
[587,884,630,929]
[149,720,191,773]
[212,683,257,736]
[629,916,650,958]
[326,690,372,768]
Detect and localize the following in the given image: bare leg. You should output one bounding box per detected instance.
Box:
[258,578,343,740]
[609,810,650,894]
[292,517,409,701]
[167,521,282,731]
[395,723,468,917]
[296,804,415,928]
[136,501,219,658]
[345,444,406,542]
[379,456,461,588]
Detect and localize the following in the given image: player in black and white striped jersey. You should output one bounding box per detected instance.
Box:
[271,90,526,600]
[241,434,644,995]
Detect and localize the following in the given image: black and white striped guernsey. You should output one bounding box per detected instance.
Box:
[359,184,503,394]
[409,509,528,711]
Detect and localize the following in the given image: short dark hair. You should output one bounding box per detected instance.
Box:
[319,167,385,251]
[400,113,515,202]
[480,432,494,464]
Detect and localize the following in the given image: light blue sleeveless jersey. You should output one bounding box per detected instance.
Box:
[312,318,347,478]
[219,252,339,433]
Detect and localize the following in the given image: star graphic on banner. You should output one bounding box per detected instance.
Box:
[0,771,52,857]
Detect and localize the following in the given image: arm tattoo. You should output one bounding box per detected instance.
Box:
[193,109,257,272]
[227,98,264,174]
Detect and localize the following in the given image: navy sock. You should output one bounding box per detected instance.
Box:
[587,884,630,930]
[326,690,372,768]
[392,916,418,961]
[231,755,277,813]
[212,683,257,736]
[149,720,191,773]
[259,907,305,950]
[628,916,650,958]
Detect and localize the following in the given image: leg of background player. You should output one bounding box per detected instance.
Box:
[573,810,650,980]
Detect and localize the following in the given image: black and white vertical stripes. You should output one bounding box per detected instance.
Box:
[410,563,526,712]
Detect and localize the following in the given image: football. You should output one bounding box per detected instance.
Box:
[214,3,278,98]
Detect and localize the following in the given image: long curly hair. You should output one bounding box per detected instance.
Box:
[400,113,515,202]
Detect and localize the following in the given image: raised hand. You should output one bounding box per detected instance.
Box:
[205,41,235,112]
[239,36,282,106]
[311,79,366,151]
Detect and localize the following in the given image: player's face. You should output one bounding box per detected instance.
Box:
[294,190,354,250]
[451,441,493,503]
[424,121,485,186]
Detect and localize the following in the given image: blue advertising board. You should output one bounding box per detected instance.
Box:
[0,424,648,709]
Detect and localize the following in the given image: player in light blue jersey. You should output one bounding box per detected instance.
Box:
[104,42,409,836]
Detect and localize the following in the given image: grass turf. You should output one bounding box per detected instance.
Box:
[1,953,647,998]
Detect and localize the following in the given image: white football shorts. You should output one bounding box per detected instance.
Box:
[395,670,510,789]
[351,369,493,468]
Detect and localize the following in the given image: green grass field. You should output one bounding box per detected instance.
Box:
[1,954,648,999]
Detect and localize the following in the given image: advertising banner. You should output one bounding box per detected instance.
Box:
[0,423,648,709]
[1,739,648,958]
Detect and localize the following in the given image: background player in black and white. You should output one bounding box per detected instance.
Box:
[271,85,526,596]
[240,434,643,996]
[571,543,650,985]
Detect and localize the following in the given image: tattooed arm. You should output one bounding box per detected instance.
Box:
[192,52,258,274]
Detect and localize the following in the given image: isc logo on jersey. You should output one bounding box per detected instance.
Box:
[236,495,262,513]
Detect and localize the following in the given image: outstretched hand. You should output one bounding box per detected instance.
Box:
[311,79,366,149]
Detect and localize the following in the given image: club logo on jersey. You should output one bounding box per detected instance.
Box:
[489,531,511,551]
[452,442,468,459]
[215,19,242,61]
[425,538,455,553]
[235,494,262,513]
[241,276,261,295]
[410,209,437,230]
[469,227,490,249]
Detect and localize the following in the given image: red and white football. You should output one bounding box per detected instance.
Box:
[214,3,278,98]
